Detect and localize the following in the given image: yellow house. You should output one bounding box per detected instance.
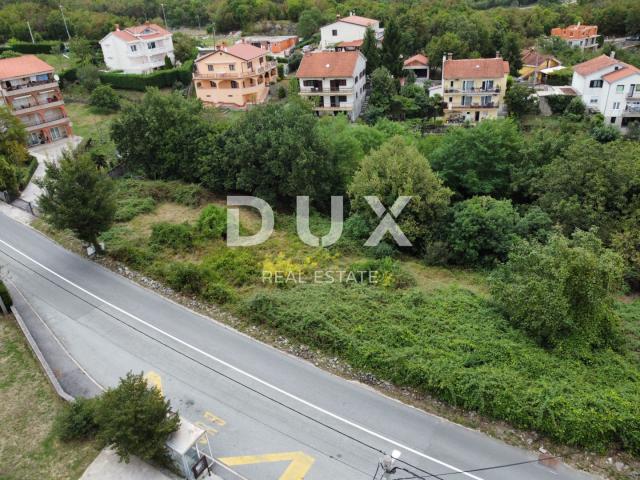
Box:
[193,44,278,109]
[519,47,562,83]
[442,53,509,123]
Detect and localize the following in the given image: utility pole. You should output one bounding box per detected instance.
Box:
[27,21,35,44]
[59,4,71,41]
[160,3,169,29]
[211,22,216,48]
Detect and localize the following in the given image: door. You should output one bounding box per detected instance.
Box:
[475,111,480,122]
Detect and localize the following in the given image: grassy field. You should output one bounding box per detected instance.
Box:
[0,315,99,479]
[37,53,78,72]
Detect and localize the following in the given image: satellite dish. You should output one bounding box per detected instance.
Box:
[54,74,60,81]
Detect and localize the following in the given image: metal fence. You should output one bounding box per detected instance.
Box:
[0,191,39,217]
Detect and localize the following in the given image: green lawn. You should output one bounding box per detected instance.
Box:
[0,315,99,479]
[37,53,79,73]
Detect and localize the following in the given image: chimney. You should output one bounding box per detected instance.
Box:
[447,52,453,61]
[115,23,120,31]
[496,51,501,58]
[610,50,616,59]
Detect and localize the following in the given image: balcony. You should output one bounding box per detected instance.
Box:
[24,115,70,132]
[444,87,501,94]
[449,102,498,110]
[314,104,353,111]
[12,100,64,115]
[2,79,58,96]
[625,104,640,114]
[194,61,277,80]
[300,85,353,94]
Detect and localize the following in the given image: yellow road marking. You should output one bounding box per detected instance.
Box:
[219,451,315,480]
[204,411,227,426]
[144,371,163,395]
[195,421,219,442]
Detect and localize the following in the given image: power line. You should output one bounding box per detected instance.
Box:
[0,247,445,479]
[432,454,567,476]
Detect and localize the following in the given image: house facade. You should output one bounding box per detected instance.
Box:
[403,54,429,82]
[441,53,509,123]
[241,36,298,57]
[100,22,174,74]
[571,53,640,129]
[193,44,277,109]
[0,55,72,148]
[296,51,367,121]
[550,24,599,50]
[319,14,383,50]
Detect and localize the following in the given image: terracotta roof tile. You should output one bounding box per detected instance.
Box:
[573,54,620,76]
[337,39,363,48]
[602,64,640,83]
[404,54,428,67]
[521,47,557,66]
[0,54,53,79]
[296,51,362,78]
[338,15,378,27]
[443,57,509,79]
[109,23,171,43]
[551,24,598,41]
[225,43,267,60]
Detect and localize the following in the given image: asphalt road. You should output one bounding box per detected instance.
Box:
[0,212,598,480]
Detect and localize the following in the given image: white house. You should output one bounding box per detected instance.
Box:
[319,14,383,51]
[99,22,174,74]
[296,51,367,121]
[571,53,640,129]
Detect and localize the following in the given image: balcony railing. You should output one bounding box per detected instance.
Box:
[12,99,63,113]
[625,105,640,113]
[449,102,498,110]
[444,87,501,94]
[194,61,277,80]
[3,80,59,96]
[24,115,69,130]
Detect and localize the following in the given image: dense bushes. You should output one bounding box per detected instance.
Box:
[0,279,12,309]
[197,204,226,239]
[54,397,98,441]
[99,61,193,91]
[242,284,640,454]
[89,85,120,111]
[149,222,194,251]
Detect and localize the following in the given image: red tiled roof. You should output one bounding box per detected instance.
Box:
[296,51,362,78]
[404,54,428,67]
[551,24,598,41]
[225,43,267,60]
[338,15,378,27]
[602,64,640,83]
[573,54,619,76]
[521,47,556,67]
[110,23,171,42]
[337,39,363,48]
[0,54,53,79]
[126,23,170,36]
[443,57,509,79]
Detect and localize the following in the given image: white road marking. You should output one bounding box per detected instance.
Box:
[0,238,484,480]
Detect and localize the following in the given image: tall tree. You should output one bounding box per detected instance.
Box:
[361,26,381,74]
[363,67,397,122]
[38,152,116,252]
[500,32,523,77]
[380,18,403,77]
[426,32,469,70]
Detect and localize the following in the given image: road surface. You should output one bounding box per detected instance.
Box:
[0,212,597,480]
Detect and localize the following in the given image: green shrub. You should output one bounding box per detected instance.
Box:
[240,284,640,454]
[203,282,236,304]
[162,262,205,294]
[202,248,258,286]
[7,41,63,54]
[54,397,99,441]
[149,222,193,251]
[0,156,19,196]
[89,84,120,111]
[546,67,573,86]
[100,226,156,268]
[546,95,573,114]
[77,64,101,91]
[196,204,226,238]
[0,280,12,309]
[114,197,156,222]
[99,61,193,91]
[17,156,38,190]
[348,257,415,288]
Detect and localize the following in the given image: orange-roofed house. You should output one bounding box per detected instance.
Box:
[99,22,174,74]
[551,24,599,50]
[240,36,298,57]
[320,13,383,50]
[571,53,640,129]
[403,54,429,82]
[0,55,72,147]
[518,47,562,83]
[296,51,367,121]
[193,44,277,109]
[441,53,509,123]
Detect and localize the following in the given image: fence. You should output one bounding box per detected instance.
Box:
[0,191,39,217]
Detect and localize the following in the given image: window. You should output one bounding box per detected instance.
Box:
[247,61,253,70]
[461,96,472,106]
[147,41,156,49]
[450,81,454,87]
[462,80,474,91]
[130,45,137,52]
[208,64,214,71]
[610,117,617,124]
[482,80,494,91]
[196,82,201,87]
[589,79,603,88]
[230,80,239,88]
[616,85,625,93]
[259,57,264,64]
[613,102,620,110]
[332,29,338,36]
[481,95,492,106]
[338,95,347,102]
[229,64,236,71]
[210,81,217,88]
[590,97,599,104]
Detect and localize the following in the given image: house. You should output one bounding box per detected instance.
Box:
[319,13,383,51]
[519,47,562,83]
[240,36,298,57]
[0,55,72,147]
[403,54,429,82]
[193,44,277,109]
[571,53,640,129]
[440,53,509,123]
[99,22,174,74]
[296,51,367,121]
[550,24,599,50]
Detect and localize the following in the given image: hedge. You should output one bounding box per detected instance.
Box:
[546,95,575,114]
[7,41,63,54]
[99,60,193,91]
[18,156,38,190]
[0,280,12,309]
[546,67,573,86]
